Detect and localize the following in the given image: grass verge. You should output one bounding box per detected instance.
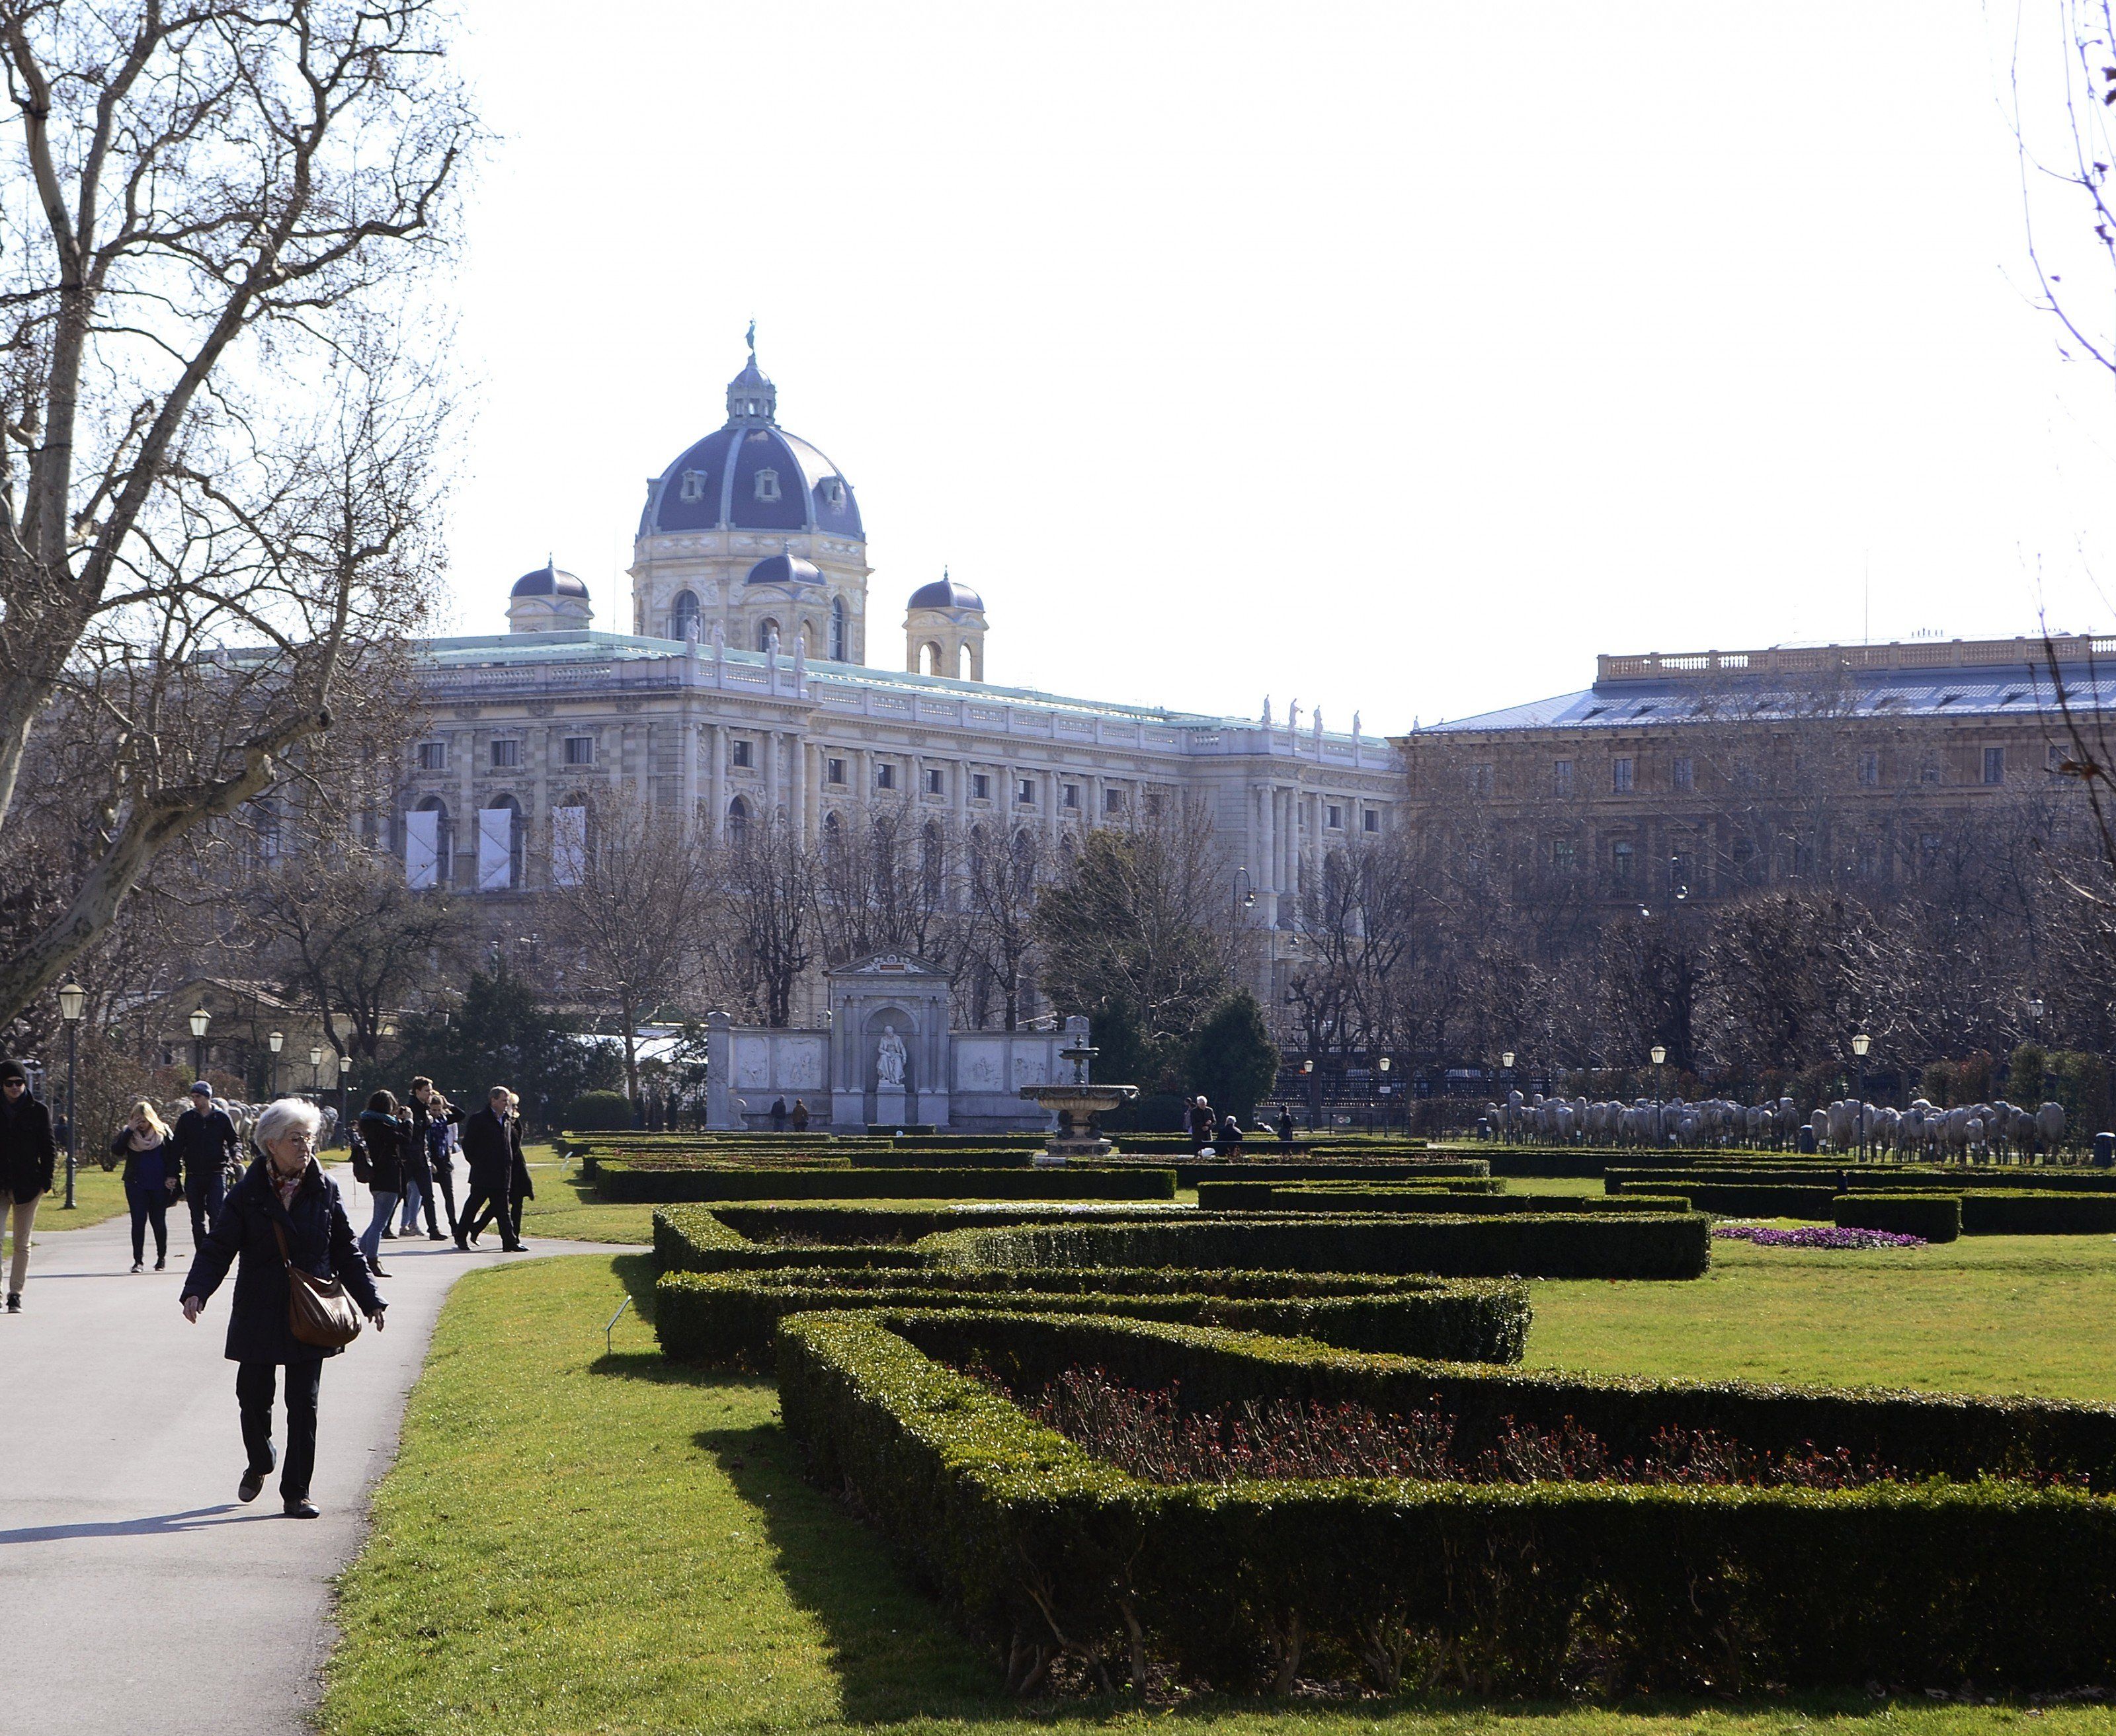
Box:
[325,1251,2116,1735]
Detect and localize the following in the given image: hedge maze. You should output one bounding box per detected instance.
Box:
[610,1128,2116,1698]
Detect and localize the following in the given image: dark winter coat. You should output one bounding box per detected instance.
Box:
[405,1097,461,1186]
[356,1111,409,1195]
[171,1105,240,1189]
[460,1105,522,1185]
[1188,1101,1215,1142]
[0,1091,56,1204]
[110,1128,178,1194]
[179,1157,384,1364]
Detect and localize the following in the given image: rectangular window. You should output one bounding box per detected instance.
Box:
[1983,746,2005,785]
[1672,756,1693,792]
[1859,750,1880,787]
[1362,809,1380,833]
[1552,840,1577,873]
[1611,840,1635,884]
[1553,760,1574,796]
[1468,764,1494,798]
[489,738,520,770]
[875,762,895,791]
[1017,777,1036,805]
[926,768,944,795]
[731,739,753,769]
[1612,756,1634,793]
[972,773,991,800]
[1063,783,1079,809]
[563,735,594,767]
[1326,803,1344,829]
[417,740,447,772]
[1104,787,1124,813]
[827,757,846,785]
[1143,791,1164,818]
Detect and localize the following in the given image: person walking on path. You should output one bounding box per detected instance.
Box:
[456,1087,526,1253]
[405,1078,462,1242]
[179,1097,384,1519]
[501,1088,534,1244]
[354,1092,409,1277]
[171,1082,241,1253]
[0,1058,56,1313]
[112,1101,181,1273]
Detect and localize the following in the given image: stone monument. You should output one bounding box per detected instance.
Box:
[1018,1019,1138,1164]
[874,1021,909,1129]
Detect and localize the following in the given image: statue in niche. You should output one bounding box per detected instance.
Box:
[875,1023,907,1089]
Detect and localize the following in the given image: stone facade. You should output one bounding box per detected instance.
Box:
[393,349,1397,1023]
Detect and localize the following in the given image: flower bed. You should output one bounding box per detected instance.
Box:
[1715,1224,1926,1249]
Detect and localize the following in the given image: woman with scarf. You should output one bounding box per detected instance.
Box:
[110,1100,182,1273]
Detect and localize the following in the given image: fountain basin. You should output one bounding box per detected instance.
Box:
[1018,1082,1139,1164]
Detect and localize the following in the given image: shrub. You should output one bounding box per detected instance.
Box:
[1196,1183,1691,1216]
[655,1266,1528,1367]
[710,1201,1186,1247]
[651,1205,926,1276]
[777,1309,2116,1695]
[596,1162,1176,1203]
[1958,1191,2116,1235]
[562,1089,635,1131]
[1834,1192,1961,1243]
[916,1211,1712,1280]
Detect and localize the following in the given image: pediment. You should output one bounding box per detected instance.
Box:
[827,951,948,982]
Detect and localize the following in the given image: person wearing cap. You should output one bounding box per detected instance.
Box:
[172,1082,241,1251]
[0,1059,56,1312]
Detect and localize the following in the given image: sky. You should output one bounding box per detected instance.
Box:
[436,1,2116,730]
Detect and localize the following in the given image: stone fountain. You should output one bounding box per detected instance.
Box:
[1019,1038,1137,1165]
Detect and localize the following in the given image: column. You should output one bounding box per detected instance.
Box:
[456,729,475,887]
[680,715,700,836]
[794,736,810,844]
[634,721,653,806]
[1047,768,1062,844]
[761,730,778,823]
[707,723,725,842]
[606,724,625,795]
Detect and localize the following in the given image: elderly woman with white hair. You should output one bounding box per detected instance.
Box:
[179,1097,385,1519]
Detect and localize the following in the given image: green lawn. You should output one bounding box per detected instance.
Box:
[514,1146,655,1243]
[1,1158,130,1259]
[325,1248,2116,1736]
[1529,1232,2116,1403]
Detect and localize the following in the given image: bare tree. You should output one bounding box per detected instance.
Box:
[539,791,710,1105]
[960,820,1047,1030]
[0,1,473,1023]
[812,801,957,968]
[701,815,815,1028]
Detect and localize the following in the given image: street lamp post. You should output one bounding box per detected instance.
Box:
[1499,1052,1516,1140]
[268,1030,284,1099]
[1232,867,1256,926]
[308,1044,322,1096]
[56,978,83,1209]
[1852,1032,1872,1160]
[1377,1054,1391,1132]
[1650,1044,1668,1101]
[188,1004,211,1085]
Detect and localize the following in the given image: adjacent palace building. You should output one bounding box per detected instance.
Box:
[1399,635,2109,905]
[396,348,1397,1017]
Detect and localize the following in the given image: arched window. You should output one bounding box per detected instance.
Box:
[1011,829,1037,896]
[922,641,944,676]
[831,596,848,661]
[475,795,524,892]
[757,617,780,653]
[921,822,945,898]
[671,590,700,641]
[407,796,452,888]
[956,642,972,679]
[726,796,749,846]
[823,809,843,861]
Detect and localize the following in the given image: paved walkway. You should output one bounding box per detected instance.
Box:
[2,1175,603,1735]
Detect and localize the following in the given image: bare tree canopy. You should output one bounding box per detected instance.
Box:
[0,0,473,1023]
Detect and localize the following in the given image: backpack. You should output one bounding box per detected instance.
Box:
[347,1123,373,1185]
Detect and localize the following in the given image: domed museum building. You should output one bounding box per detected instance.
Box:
[398,346,1395,1128]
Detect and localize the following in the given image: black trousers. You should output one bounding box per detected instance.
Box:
[186,1170,225,1250]
[430,1165,461,1238]
[458,1172,518,1249]
[126,1181,169,1264]
[236,1359,322,1501]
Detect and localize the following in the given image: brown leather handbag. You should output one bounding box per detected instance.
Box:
[270,1218,364,1349]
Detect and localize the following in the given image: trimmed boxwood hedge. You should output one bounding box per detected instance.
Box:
[1833,1192,1962,1242]
[650,1203,1189,1273]
[652,1205,926,1275]
[1957,1190,2116,1234]
[778,1308,2116,1694]
[596,1162,1176,1203]
[1197,1182,1690,1216]
[916,1211,1711,1280]
[656,1265,1529,1366]
[709,1201,1187,1247]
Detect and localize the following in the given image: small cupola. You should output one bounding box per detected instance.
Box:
[507,557,593,633]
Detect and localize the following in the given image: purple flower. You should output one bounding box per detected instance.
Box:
[1713,1224,1926,1249]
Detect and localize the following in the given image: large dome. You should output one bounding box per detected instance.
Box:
[638,351,863,541]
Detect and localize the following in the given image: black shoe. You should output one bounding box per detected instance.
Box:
[130,1261,143,1274]
[380,1229,397,1239]
[283,1497,319,1519]
[154,1257,166,1271]
[428,1232,448,1242]
[452,1236,469,1251]
[239,1443,275,1503]
[505,1243,530,1253]
[369,1265,391,1279]
[6,1292,19,1313]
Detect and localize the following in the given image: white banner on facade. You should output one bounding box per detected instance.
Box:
[405,809,440,889]
[551,806,587,888]
[477,807,514,891]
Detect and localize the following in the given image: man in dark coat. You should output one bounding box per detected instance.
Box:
[0,1058,56,1312]
[1188,1094,1215,1154]
[179,1099,384,1516]
[456,1086,526,1253]
[171,1082,241,1251]
[405,1078,462,1241]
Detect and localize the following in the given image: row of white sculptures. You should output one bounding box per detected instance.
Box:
[1481,1090,2077,1158]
